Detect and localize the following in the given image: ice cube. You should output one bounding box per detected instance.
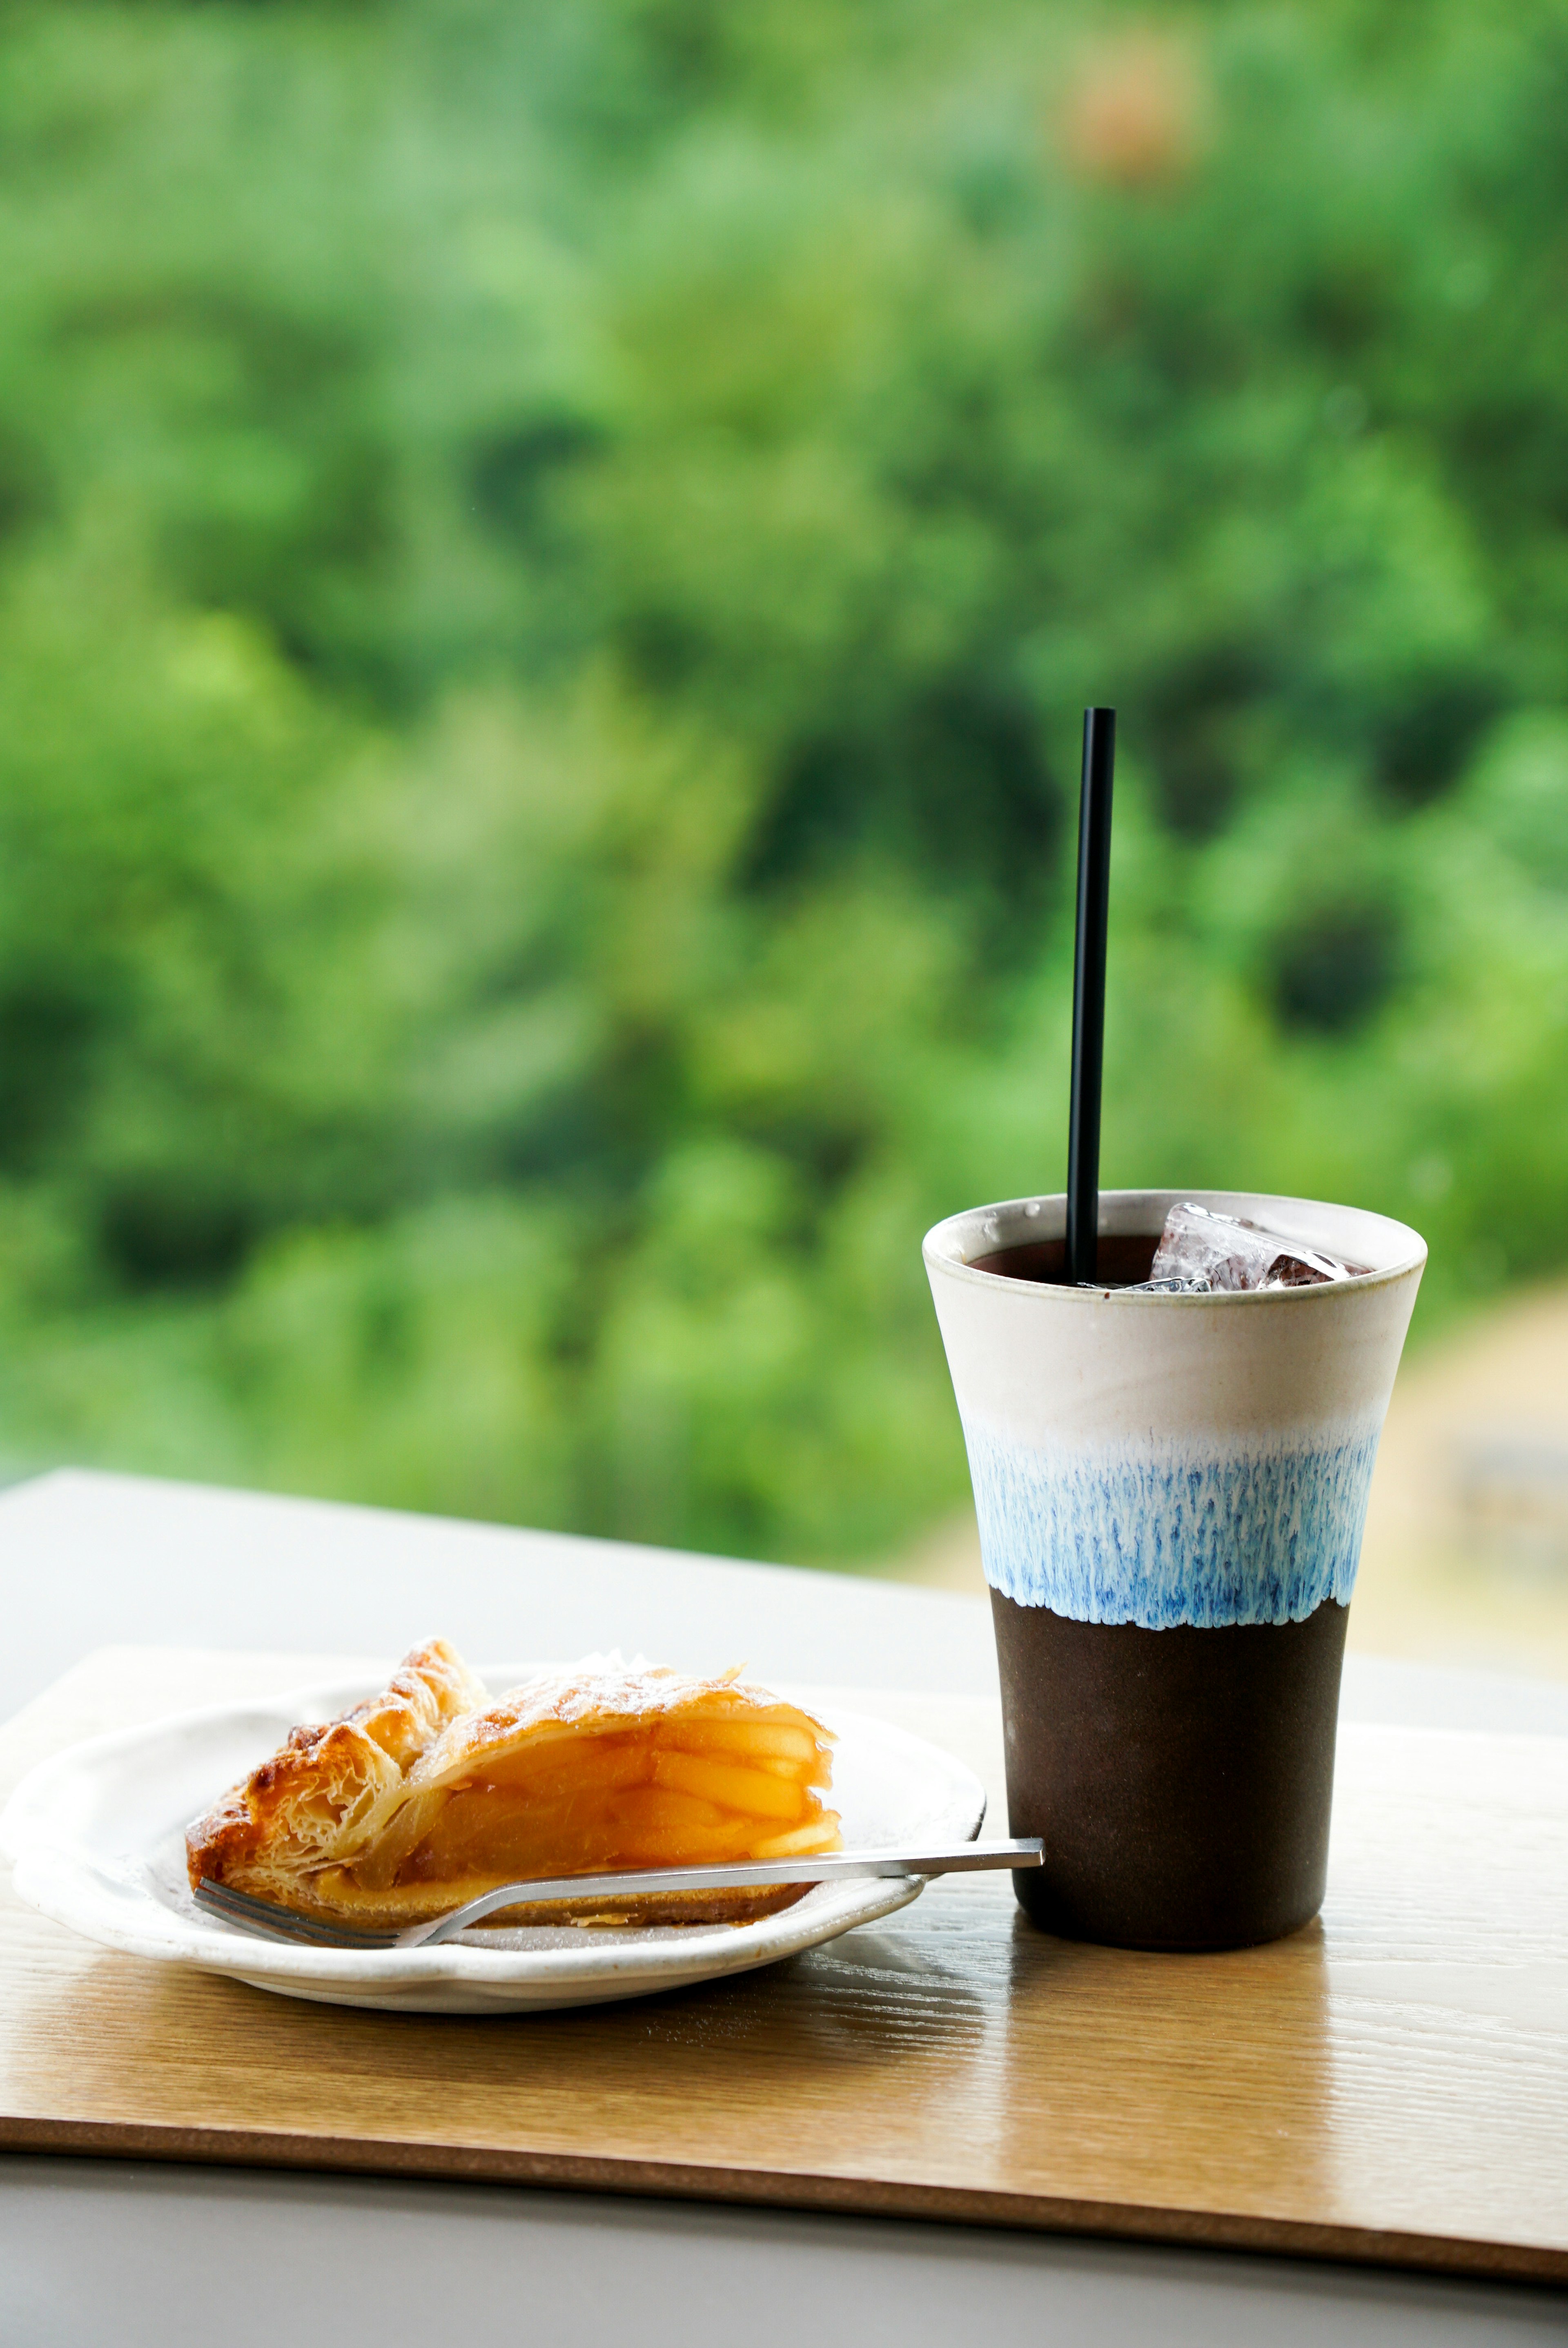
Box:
[1149,1201,1366,1293]
[1074,1273,1212,1293]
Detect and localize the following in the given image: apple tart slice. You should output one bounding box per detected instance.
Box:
[187,1645,840,1929]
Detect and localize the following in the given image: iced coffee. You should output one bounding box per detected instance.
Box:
[924,1189,1425,1951]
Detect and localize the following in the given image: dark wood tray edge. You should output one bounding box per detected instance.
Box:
[3,2116,1563,2290]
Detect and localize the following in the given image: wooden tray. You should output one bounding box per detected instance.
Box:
[1,1646,1566,2284]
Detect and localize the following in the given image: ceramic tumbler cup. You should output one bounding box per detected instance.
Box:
[924,1189,1426,1952]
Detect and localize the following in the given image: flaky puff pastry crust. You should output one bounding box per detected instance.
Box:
[186,1639,487,1910]
[187,1648,840,1930]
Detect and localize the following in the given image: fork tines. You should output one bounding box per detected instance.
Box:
[193,1878,397,1950]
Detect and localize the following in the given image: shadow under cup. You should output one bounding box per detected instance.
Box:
[924,1191,1427,1953]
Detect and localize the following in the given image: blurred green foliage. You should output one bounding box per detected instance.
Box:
[2,0,1568,1564]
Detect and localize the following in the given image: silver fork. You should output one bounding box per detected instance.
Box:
[192,1837,1043,1951]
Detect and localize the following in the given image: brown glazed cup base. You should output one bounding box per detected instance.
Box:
[991,1590,1350,1952]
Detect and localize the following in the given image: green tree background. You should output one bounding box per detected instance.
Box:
[1,0,1566,1565]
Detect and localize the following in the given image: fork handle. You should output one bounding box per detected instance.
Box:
[397,1837,1043,1947]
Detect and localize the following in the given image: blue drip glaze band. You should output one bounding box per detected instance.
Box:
[962,1416,1382,1628]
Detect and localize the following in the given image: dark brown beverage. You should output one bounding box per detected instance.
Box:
[969,1232,1159,1287]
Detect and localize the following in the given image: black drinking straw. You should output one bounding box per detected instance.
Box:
[1066,707,1116,1286]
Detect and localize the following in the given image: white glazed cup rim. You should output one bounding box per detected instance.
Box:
[923,1187,1427,1302]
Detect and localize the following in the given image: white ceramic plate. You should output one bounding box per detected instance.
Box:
[0,1668,987,2014]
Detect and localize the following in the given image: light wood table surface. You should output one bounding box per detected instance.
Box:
[2,1641,1566,2288]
